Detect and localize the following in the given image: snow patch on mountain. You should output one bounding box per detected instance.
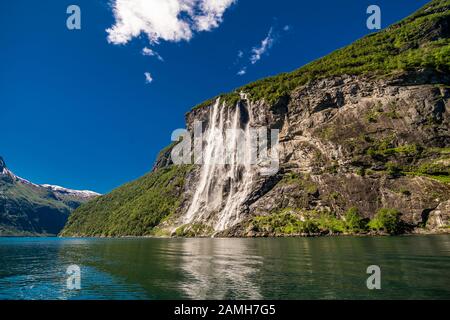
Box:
[0,156,100,198]
[41,184,100,198]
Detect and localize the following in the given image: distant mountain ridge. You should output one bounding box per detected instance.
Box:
[0,156,99,236]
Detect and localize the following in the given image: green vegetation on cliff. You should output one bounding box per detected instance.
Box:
[175,223,214,237]
[367,208,403,234]
[193,0,450,109]
[60,165,193,237]
[248,207,405,236]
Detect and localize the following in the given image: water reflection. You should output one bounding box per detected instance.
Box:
[0,236,449,299]
[175,239,263,299]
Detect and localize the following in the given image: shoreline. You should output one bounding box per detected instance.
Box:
[1,228,449,239]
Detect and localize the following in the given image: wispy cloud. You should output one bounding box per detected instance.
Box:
[250,28,275,65]
[107,0,236,45]
[144,72,153,84]
[235,24,289,76]
[142,47,164,61]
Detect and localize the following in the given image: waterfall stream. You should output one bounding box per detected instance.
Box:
[183,98,256,232]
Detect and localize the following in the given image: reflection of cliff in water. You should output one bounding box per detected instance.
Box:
[175,238,263,299]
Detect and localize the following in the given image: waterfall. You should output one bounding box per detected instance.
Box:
[183,98,256,232]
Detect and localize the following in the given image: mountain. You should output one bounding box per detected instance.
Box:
[61,0,450,238]
[0,156,99,236]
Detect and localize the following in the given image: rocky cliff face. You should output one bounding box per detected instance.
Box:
[0,156,99,236]
[152,72,450,236]
[61,0,450,238]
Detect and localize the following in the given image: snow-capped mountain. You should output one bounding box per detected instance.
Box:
[41,184,100,199]
[0,157,99,197]
[0,156,100,236]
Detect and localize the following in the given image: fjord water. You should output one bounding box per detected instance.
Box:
[0,236,449,300]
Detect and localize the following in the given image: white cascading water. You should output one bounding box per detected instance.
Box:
[183,98,255,232]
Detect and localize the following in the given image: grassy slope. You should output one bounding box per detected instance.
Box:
[60,165,192,236]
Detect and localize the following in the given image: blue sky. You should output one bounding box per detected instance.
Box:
[0,0,429,193]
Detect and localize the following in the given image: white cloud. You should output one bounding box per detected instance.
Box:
[250,28,275,65]
[144,72,153,84]
[237,67,246,76]
[142,47,164,61]
[195,0,236,31]
[237,50,244,58]
[107,0,236,45]
[283,25,290,31]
